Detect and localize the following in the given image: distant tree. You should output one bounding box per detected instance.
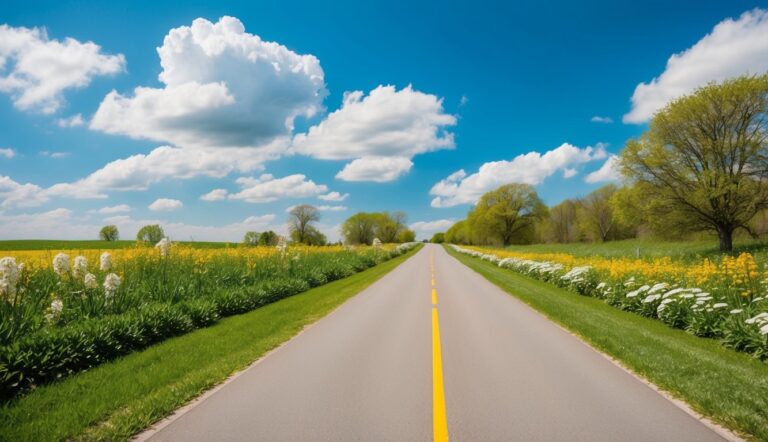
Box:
[342,213,379,245]
[136,224,165,244]
[258,231,279,246]
[291,226,327,245]
[547,199,579,243]
[620,74,768,251]
[397,229,416,243]
[288,204,321,245]
[243,231,260,246]
[445,220,469,244]
[99,225,119,241]
[430,232,445,243]
[578,185,618,242]
[468,183,548,246]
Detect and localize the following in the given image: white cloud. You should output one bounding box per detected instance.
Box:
[0,208,281,242]
[149,198,183,212]
[96,204,131,214]
[624,8,768,123]
[318,191,349,202]
[585,155,621,184]
[335,156,413,182]
[317,205,346,212]
[40,150,70,158]
[590,116,613,124]
[563,168,577,178]
[0,175,46,208]
[56,113,84,127]
[430,143,607,208]
[459,95,469,106]
[0,148,15,159]
[91,16,326,154]
[0,24,125,114]
[410,219,455,238]
[293,84,456,181]
[203,173,328,204]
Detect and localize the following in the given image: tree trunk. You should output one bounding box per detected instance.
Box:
[718,227,734,252]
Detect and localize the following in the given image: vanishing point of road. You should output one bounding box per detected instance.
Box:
[143,244,728,442]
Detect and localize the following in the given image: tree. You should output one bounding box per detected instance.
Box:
[547,199,579,243]
[397,229,416,243]
[136,224,165,244]
[342,213,378,245]
[620,75,768,251]
[99,225,119,241]
[430,232,445,243]
[578,185,618,242]
[243,231,260,246]
[291,226,327,245]
[445,220,470,244]
[288,205,320,245]
[468,183,548,246]
[258,231,279,246]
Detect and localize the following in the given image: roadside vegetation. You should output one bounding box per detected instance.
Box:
[0,245,420,442]
[447,245,768,440]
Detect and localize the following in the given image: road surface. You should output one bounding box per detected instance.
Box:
[145,244,727,441]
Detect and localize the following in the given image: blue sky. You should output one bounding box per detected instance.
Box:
[1,0,767,241]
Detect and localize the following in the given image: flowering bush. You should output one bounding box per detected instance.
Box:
[0,242,420,400]
[451,245,768,360]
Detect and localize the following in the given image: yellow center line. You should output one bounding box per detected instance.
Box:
[430,252,449,441]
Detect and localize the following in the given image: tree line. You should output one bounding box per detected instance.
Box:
[443,74,768,252]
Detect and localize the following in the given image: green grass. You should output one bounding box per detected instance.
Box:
[447,245,768,441]
[0,245,420,441]
[0,239,241,251]
[504,237,768,261]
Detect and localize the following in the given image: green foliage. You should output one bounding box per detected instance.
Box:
[136,224,165,244]
[620,74,768,251]
[258,231,279,246]
[465,183,548,246]
[98,225,119,241]
[342,211,411,244]
[430,232,445,243]
[290,226,326,245]
[288,205,321,245]
[243,231,260,246]
[396,229,416,243]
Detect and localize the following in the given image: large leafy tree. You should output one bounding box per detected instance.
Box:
[288,204,320,245]
[620,74,768,251]
[243,231,260,246]
[578,185,618,242]
[258,231,279,246]
[136,224,165,244]
[469,183,548,246]
[99,225,119,241]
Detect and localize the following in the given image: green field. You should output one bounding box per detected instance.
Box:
[0,239,239,251]
[503,237,768,261]
[0,245,419,441]
[447,245,768,440]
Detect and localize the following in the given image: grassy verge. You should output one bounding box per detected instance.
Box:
[446,245,768,441]
[0,245,420,441]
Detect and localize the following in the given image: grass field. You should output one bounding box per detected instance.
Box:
[504,237,768,261]
[447,245,768,441]
[0,239,238,250]
[0,245,420,441]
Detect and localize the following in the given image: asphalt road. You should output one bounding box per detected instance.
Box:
[145,244,727,441]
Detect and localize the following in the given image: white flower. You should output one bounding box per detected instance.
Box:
[53,253,70,276]
[746,312,768,324]
[103,273,121,298]
[46,298,64,322]
[84,273,98,289]
[276,237,288,253]
[642,294,661,304]
[73,256,88,279]
[627,285,650,298]
[0,257,20,300]
[761,324,768,335]
[372,238,383,248]
[711,303,728,309]
[730,309,743,314]
[662,288,686,299]
[596,282,607,290]
[99,252,112,271]
[155,237,171,258]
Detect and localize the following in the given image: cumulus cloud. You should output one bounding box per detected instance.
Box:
[0,148,15,159]
[96,204,131,214]
[149,198,183,211]
[91,16,326,153]
[40,150,69,158]
[0,208,280,241]
[202,173,328,204]
[430,143,607,208]
[0,24,125,114]
[293,84,456,181]
[590,116,613,124]
[318,191,349,202]
[624,8,768,123]
[285,204,346,213]
[410,219,455,238]
[0,175,46,208]
[335,156,413,182]
[56,113,84,127]
[585,155,621,183]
